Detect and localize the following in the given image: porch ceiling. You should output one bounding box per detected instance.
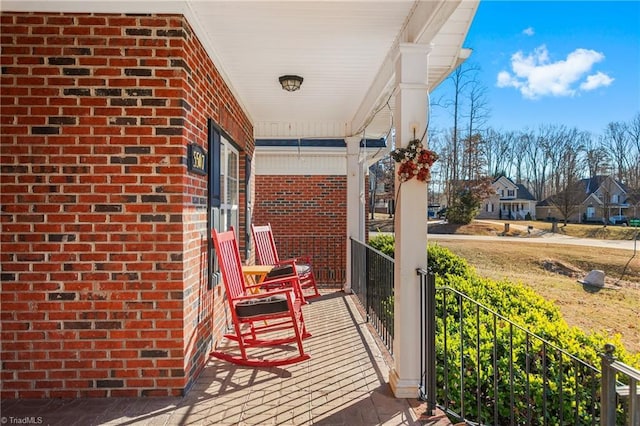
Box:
[3,0,478,140]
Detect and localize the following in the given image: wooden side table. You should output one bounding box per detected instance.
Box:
[242,265,273,292]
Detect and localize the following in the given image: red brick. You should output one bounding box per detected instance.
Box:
[65,380,93,388]
[17,371,46,380]
[1,11,252,399]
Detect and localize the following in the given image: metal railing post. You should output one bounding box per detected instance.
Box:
[417,268,436,415]
[601,344,617,426]
[364,241,370,321]
[610,359,640,426]
[426,271,436,414]
[631,376,639,426]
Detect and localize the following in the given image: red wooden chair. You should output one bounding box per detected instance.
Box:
[251,223,321,299]
[210,227,311,367]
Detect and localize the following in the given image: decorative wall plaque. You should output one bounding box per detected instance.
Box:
[188,143,207,175]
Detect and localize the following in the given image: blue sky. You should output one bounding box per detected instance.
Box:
[429,1,640,136]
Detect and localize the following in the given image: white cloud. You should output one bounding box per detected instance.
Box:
[496,45,613,99]
[522,27,535,36]
[496,71,517,88]
[580,71,614,91]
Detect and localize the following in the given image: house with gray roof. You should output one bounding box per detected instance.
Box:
[536,175,632,223]
[477,176,537,220]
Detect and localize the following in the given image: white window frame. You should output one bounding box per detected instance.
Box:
[220,136,239,234]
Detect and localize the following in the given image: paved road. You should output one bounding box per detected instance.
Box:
[427,233,639,252]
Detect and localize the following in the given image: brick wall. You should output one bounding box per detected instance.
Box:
[254,175,347,287]
[0,12,252,398]
[254,175,346,236]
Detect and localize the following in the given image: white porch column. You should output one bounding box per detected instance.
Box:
[344,136,363,293]
[389,43,430,398]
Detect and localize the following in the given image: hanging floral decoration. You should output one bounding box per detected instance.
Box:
[390,139,439,183]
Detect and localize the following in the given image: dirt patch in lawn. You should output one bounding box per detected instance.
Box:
[541,259,583,278]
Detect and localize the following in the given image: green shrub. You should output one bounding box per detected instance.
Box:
[368,235,640,423]
[425,243,639,367]
[446,188,483,224]
[368,234,396,257]
[426,243,474,277]
[369,235,639,365]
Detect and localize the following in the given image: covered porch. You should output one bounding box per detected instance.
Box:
[1,0,478,402]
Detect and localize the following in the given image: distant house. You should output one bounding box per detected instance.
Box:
[477,176,537,220]
[536,175,632,223]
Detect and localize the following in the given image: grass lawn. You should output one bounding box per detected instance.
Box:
[435,238,640,355]
[504,220,639,240]
[369,215,640,355]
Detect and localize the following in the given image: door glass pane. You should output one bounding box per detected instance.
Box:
[228,151,238,206]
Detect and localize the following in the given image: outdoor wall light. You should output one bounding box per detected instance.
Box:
[279,75,303,92]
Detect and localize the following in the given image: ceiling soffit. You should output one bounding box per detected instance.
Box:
[2,0,479,140]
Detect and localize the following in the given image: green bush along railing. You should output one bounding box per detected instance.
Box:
[368,234,640,424]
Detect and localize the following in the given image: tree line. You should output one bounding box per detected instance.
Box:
[430,116,640,206]
[369,64,640,220]
[428,64,640,206]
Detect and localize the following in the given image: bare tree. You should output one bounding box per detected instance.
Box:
[462,133,484,181]
[509,131,526,183]
[628,113,640,153]
[481,128,512,178]
[426,128,448,207]
[541,125,585,196]
[584,133,611,179]
[521,129,548,200]
[446,63,482,189]
[430,131,454,207]
[462,78,490,181]
[626,113,640,188]
[538,125,562,196]
[548,140,586,225]
[603,121,631,183]
[549,184,586,226]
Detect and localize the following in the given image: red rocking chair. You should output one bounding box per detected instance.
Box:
[210,227,311,367]
[251,223,321,299]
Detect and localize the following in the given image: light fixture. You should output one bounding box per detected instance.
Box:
[279,75,303,92]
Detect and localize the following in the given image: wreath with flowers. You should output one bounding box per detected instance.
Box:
[390,139,439,183]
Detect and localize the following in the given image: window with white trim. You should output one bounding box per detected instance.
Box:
[208,120,240,288]
[220,137,239,233]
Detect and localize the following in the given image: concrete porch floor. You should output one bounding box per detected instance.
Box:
[1,291,452,425]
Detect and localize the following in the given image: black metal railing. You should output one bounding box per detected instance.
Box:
[601,344,640,426]
[348,249,639,424]
[418,268,639,425]
[275,234,346,287]
[350,238,394,354]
